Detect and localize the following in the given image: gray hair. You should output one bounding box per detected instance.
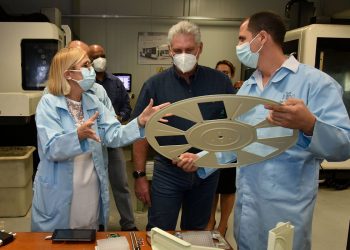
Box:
[168,20,201,45]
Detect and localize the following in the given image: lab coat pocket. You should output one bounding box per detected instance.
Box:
[32,180,60,218]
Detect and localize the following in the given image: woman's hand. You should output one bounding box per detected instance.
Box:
[172,152,199,172]
[138,98,171,127]
[77,112,101,142]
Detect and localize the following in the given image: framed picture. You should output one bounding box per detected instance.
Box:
[138,32,172,65]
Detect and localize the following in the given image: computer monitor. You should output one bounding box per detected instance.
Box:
[113,73,132,92]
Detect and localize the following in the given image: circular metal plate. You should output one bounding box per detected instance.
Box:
[145,94,298,168]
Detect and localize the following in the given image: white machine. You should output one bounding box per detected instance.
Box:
[284,24,350,114]
[284,24,350,66]
[284,24,350,173]
[0,22,68,117]
[267,222,294,250]
[0,16,71,181]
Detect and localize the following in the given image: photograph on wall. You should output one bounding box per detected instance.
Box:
[138,32,172,65]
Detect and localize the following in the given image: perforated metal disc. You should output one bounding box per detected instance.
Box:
[145,95,298,168]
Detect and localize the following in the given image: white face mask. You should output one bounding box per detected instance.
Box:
[92,57,107,72]
[172,53,197,73]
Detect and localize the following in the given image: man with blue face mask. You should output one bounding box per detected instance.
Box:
[175,11,350,250]
[233,12,350,250]
[131,20,235,231]
[236,32,263,69]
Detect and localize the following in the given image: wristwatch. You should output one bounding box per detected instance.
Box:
[133,170,146,179]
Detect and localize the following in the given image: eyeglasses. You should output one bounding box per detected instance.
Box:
[81,61,93,68]
[69,61,93,71]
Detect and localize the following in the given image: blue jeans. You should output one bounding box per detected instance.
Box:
[146,158,219,231]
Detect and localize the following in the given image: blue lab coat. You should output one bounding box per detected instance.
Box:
[31,92,143,231]
[234,56,350,250]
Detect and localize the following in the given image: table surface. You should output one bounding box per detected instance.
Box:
[2,231,151,250]
[2,231,233,250]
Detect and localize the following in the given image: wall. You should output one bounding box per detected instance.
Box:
[77,0,292,106]
[1,0,350,107]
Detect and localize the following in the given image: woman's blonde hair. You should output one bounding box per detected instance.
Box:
[47,47,86,96]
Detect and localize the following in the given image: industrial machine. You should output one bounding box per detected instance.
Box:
[0,17,70,177]
[0,21,67,117]
[284,24,350,188]
[284,24,350,113]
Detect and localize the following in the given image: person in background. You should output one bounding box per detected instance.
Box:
[132,20,235,231]
[205,59,236,237]
[88,44,137,231]
[68,40,89,54]
[216,59,242,93]
[32,46,169,232]
[176,11,350,250]
[216,60,236,92]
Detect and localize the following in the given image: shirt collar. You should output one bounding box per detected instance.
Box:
[56,92,99,111]
[172,64,200,81]
[96,72,111,83]
[87,83,98,95]
[247,55,300,87]
[281,55,299,73]
[55,95,69,110]
[81,92,99,110]
[104,72,114,80]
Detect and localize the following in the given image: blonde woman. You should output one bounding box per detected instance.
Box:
[32,47,168,232]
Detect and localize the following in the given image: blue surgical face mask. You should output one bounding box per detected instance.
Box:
[236,33,263,68]
[69,67,96,91]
